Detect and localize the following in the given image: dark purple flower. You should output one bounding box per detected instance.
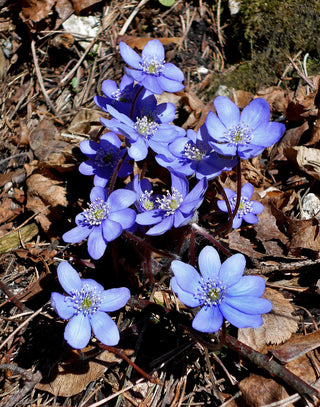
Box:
[205,96,285,159]
[63,187,137,260]
[119,39,184,94]
[94,75,140,116]
[101,89,185,161]
[217,183,264,229]
[79,132,132,187]
[51,262,130,349]
[171,245,272,332]
[136,172,208,236]
[156,127,236,180]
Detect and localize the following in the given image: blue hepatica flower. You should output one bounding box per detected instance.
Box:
[94,75,139,116]
[136,172,208,236]
[101,88,185,161]
[171,246,272,332]
[63,187,137,260]
[51,262,130,349]
[217,183,264,229]
[205,96,285,160]
[119,39,184,94]
[156,127,237,180]
[79,132,132,187]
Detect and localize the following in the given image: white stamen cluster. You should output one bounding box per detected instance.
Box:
[140,55,165,75]
[184,142,206,161]
[156,188,183,216]
[111,88,122,100]
[140,190,155,211]
[225,122,253,145]
[230,195,253,217]
[83,198,110,226]
[70,283,102,316]
[194,278,226,307]
[134,116,159,139]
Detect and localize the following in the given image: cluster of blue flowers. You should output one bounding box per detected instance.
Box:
[52,39,285,349]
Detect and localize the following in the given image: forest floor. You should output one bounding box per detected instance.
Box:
[0,1,320,406]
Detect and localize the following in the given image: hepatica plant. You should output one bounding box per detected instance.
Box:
[54,38,286,350]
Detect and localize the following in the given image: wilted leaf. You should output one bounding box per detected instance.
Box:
[118,36,182,50]
[228,230,264,259]
[285,146,320,181]
[256,86,291,115]
[286,354,320,391]
[36,350,122,397]
[287,218,320,256]
[272,121,309,161]
[271,331,320,363]
[21,0,56,22]
[239,374,292,407]
[238,289,299,352]
[70,0,103,14]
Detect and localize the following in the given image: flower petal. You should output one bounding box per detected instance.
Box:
[108,189,137,210]
[142,39,165,60]
[228,275,266,297]
[141,75,164,94]
[109,208,136,229]
[240,98,270,130]
[87,226,107,260]
[214,96,240,128]
[90,186,107,203]
[171,277,202,307]
[252,121,285,147]
[205,111,227,142]
[171,260,201,294]
[90,311,120,346]
[101,219,122,242]
[243,212,259,224]
[192,306,223,332]
[232,215,243,229]
[64,313,91,349]
[219,302,263,329]
[163,62,184,82]
[51,292,75,319]
[224,296,272,315]
[219,254,246,286]
[119,41,142,69]
[79,162,95,176]
[171,172,189,197]
[100,287,130,312]
[57,262,82,294]
[128,138,148,161]
[80,140,99,155]
[241,183,254,200]
[251,201,264,214]
[63,225,91,243]
[136,210,164,225]
[157,75,185,93]
[198,246,221,281]
[146,215,174,235]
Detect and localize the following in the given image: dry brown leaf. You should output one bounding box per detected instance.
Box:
[271,331,320,363]
[36,350,121,397]
[238,288,298,353]
[21,0,56,22]
[285,146,320,181]
[118,36,182,50]
[55,0,74,21]
[286,354,320,391]
[232,90,253,109]
[0,198,16,224]
[239,374,292,407]
[256,86,291,114]
[287,218,320,256]
[228,231,264,259]
[272,121,309,161]
[70,0,103,14]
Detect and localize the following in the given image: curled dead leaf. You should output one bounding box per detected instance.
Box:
[285,146,320,181]
[238,288,299,353]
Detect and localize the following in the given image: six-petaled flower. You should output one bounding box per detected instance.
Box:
[51,262,130,349]
[171,246,272,332]
[205,96,285,159]
[217,183,264,229]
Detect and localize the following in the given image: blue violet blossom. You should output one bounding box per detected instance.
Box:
[171,246,272,332]
[101,88,185,161]
[205,96,285,159]
[79,132,132,187]
[217,183,264,229]
[51,262,130,349]
[63,186,137,260]
[156,127,237,180]
[136,172,208,236]
[119,39,184,94]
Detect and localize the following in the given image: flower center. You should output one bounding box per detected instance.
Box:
[194,278,227,307]
[184,142,206,161]
[225,122,253,145]
[140,190,155,211]
[83,198,110,226]
[140,56,165,76]
[71,284,102,316]
[94,146,120,168]
[111,88,122,100]
[230,196,253,217]
[156,187,183,216]
[134,116,159,139]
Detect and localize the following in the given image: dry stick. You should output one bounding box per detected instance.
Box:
[0,280,26,312]
[191,223,233,258]
[30,40,61,120]
[119,0,149,36]
[287,55,315,91]
[0,364,42,407]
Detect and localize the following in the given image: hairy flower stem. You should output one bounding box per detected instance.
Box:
[191,223,233,258]
[212,178,233,236]
[108,150,128,195]
[233,157,242,219]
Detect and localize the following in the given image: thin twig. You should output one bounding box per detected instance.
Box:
[287,55,315,91]
[119,0,149,36]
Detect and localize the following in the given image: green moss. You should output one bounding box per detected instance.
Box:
[220,0,320,92]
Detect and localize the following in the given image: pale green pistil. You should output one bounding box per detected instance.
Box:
[81,296,92,309]
[156,188,183,216]
[71,284,102,316]
[225,122,253,145]
[208,287,221,302]
[83,198,110,226]
[194,278,227,307]
[134,116,159,139]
